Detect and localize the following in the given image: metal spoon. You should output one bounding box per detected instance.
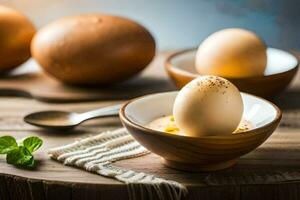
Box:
[24,104,122,130]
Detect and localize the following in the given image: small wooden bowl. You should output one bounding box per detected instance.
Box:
[120,91,281,172]
[165,48,298,98]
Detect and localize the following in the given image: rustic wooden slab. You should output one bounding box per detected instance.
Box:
[0,87,300,200]
[0,53,175,102]
[0,53,300,200]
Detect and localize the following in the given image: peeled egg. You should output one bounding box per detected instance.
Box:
[173,76,243,137]
[195,28,267,78]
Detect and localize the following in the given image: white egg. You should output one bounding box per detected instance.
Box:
[173,76,243,137]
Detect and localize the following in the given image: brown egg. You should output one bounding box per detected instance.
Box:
[195,28,267,78]
[31,14,156,85]
[0,6,35,73]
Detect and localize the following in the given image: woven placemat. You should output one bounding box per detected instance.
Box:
[48,128,187,200]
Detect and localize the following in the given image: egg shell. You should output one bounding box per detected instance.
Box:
[196,28,267,78]
[173,76,243,137]
[0,6,35,73]
[31,14,156,85]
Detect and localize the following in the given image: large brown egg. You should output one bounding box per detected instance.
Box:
[0,6,35,73]
[31,14,156,85]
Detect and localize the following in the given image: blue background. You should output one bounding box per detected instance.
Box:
[6,0,300,50]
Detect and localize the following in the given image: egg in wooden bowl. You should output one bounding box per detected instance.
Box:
[120,76,281,171]
[165,28,298,98]
[195,28,267,78]
[31,14,155,85]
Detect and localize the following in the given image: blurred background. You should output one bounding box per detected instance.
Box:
[3,0,300,50]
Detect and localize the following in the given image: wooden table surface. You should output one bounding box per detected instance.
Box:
[1,53,300,200]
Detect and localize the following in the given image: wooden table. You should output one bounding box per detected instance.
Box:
[1,55,300,200]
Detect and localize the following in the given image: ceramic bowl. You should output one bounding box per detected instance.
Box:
[165,48,298,98]
[120,91,281,172]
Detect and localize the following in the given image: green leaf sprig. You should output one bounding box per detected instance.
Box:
[0,136,43,169]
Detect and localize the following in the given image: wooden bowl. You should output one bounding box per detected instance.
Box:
[120,91,281,172]
[165,48,298,98]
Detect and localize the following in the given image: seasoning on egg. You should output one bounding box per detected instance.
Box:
[173,75,243,137]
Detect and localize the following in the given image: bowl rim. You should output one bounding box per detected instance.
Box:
[165,48,299,80]
[119,91,282,140]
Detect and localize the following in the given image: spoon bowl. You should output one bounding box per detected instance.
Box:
[24,104,121,130]
[24,111,82,130]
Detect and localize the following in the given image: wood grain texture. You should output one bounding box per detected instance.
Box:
[0,52,175,102]
[0,52,300,199]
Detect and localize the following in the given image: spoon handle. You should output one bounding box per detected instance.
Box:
[79,104,122,120]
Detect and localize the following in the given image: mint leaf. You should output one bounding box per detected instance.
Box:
[0,136,18,154]
[0,135,42,169]
[6,146,35,168]
[23,136,43,153]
